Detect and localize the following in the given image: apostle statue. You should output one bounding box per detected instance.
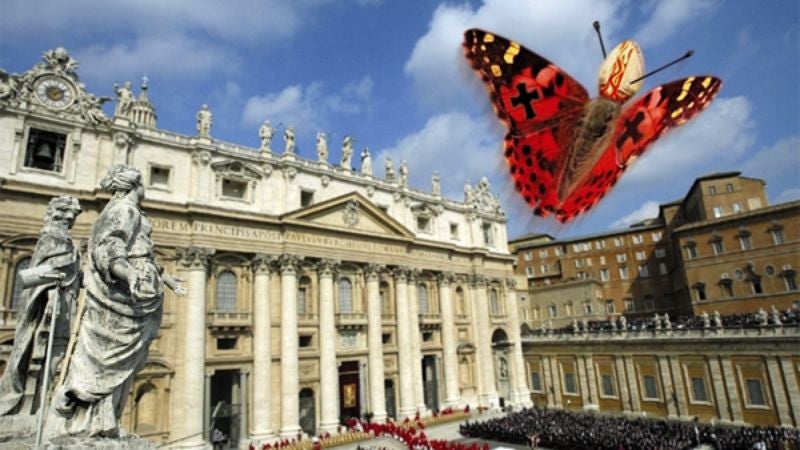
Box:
[399,160,409,187]
[385,157,396,182]
[432,172,441,196]
[0,196,82,416]
[284,125,296,154]
[360,148,372,175]
[259,120,274,153]
[49,164,186,438]
[196,104,213,138]
[316,131,329,162]
[340,135,354,169]
[113,81,134,118]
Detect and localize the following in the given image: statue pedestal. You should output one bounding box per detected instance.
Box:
[0,414,37,443]
[44,435,157,449]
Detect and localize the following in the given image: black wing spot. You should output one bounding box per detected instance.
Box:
[504,148,513,157]
[526,158,533,167]
[529,172,537,183]
[555,73,564,87]
[538,183,546,195]
[522,145,532,156]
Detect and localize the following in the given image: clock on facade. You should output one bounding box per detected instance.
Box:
[34,75,76,110]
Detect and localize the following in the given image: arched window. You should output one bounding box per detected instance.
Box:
[455,287,466,315]
[215,271,237,312]
[339,278,353,313]
[298,276,311,314]
[11,257,31,310]
[417,284,428,314]
[134,384,158,434]
[490,289,500,315]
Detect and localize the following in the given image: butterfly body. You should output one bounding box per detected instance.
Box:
[463,29,721,222]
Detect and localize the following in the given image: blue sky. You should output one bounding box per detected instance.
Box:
[2,0,798,239]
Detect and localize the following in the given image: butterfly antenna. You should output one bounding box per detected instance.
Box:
[593,21,607,58]
[630,50,694,84]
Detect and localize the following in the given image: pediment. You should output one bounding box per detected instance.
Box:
[210,160,262,180]
[283,192,414,239]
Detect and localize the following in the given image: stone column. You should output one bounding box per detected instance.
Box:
[365,263,388,422]
[240,369,250,446]
[779,355,800,427]
[191,150,212,202]
[176,246,214,448]
[766,357,793,427]
[437,272,460,407]
[720,356,744,424]
[576,356,590,408]
[472,275,498,407]
[250,254,274,441]
[584,355,599,410]
[279,254,302,437]
[393,267,415,418]
[504,278,532,407]
[204,370,213,441]
[542,356,555,407]
[547,356,562,407]
[615,356,632,413]
[407,270,426,413]
[317,259,340,433]
[624,356,642,414]
[668,356,689,419]
[708,355,733,423]
[658,355,678,419]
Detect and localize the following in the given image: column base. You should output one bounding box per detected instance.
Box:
[371,412,388,423]
[398,407,417,420]
[318,420,339,434]
[170,438,209,449]
[279,426,301,439]
[249,432,276,443]
[478,393,500,409]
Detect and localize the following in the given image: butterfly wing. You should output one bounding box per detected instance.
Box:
[463,28,590,214]
[556,76,723,221]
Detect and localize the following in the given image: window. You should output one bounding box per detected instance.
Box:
[635,251,646,261]
[572,243,582,253]
[605,300,615,314]
[709,186,717,195]
[450,223,459,240]
[595,240,606,250]
[339,278,353,313]
[691,377,709,403]
[642,375,660,400]
[651,232,662,242]
[784,272,798,291]
[531,372,543,392]
[149,166,170,189]
[614,237,624,247]
[297,276,311,314]
[638,264,649,278]
[750,278,763,295]
[721,279,734,297]
[694,283,706,301]
[482,222,494,246]
[24,128,66,172]
[523,252,532,261]
[583,301,593,315]
[585,257,592,267]
[738,234,752,250]
[422,331,434,342]
[540,264,549,274]
[490,289,500,315]
[575,259,583,268]
[601,374,616,397]
[581,242,591,251]
[416,216,431,233]
[632,234,643,245]
[548,304,558,317]
[713,206,723,218]
[685,244,698,259]
[565,302,574,316]
[619,266,629,280]
[726,183,734,193]
[11,257,31,310]
[418,284,429,313]
[299,335,313,348]
[734,269,745,281]
[599,256,606,265]
[563,372,577,394]
[600,269,610,281]
[771,227,785,245]
[745,379,766,406]
[644,296,655,311]
[765,265,775,277]
[658,262,668,276]
[382,333,392,344]
[732,202,742,214]
[576,271,589,280]
[539,249,548,258]
[624,298,634,312]
[711,239,724,255]
[222,178,247,199]
[525,266,533,276]
[554,247,563,256]
[616,253,627,263]
[216,338,237,350]
[300,189,314,207]
[215,271,237,312]
[655,248,666,258]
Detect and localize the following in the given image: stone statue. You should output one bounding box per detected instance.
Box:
[0,196,82,416]
[771,306,782,326]
[619,315,627,330]
[701,311,710,329]
[259,120,274,153]
[663,313,672,330]
[572,318,580,333]
[757,308,768,326]
[80,94,110,126]
[196,104,213,138]
[0,70,20,102]
[464,181,475,204]
[431,172,441,196]
[113,81,134,118]
[385,157,395,181]
[360,148,372,175]
[316,131,328,162]
[712,310,723,329]
[340,135,354,169]
[610,317,617,331]
[49,165,186,439]
[654,313,661,330]
[284,125,295,154]
[399,160,409,187]
[580,317,589,332]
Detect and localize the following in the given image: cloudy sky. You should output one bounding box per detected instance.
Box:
[2,0,797,239]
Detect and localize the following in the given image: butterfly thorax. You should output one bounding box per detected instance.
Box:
[557,97,622,202]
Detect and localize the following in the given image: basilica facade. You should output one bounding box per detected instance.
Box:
[0,50,530,447]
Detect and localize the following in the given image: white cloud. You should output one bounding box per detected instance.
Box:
[404,0,628,110]
[634,0,720,46]
[741,136,800,181]
[241,76,373,139]
[610,200,660,229]
[376,112,505,196]
[776,188,800,204]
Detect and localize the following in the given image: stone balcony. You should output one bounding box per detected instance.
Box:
[336,312,367,329]
[207,310,252,330]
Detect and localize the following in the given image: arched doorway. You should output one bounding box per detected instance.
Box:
[491,329,511,406]
[299,388,316,436]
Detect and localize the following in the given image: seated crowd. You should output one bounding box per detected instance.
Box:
[459,407,799,450]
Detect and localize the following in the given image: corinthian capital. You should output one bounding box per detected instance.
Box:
[316,258,340,278]
[505,277,518,289]
[364,263,385,281]
[437,271,455,286]
[252,253,276,274]
[176,246,215,270]
[278,253,303,275]
[469,273,489,288]
[392,266,410,283]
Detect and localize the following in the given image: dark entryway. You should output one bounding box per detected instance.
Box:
[210,369,241,448]
[299,388,316,436]
[338,361,360,421]
[384,379,396,419]
[422,355,439,411]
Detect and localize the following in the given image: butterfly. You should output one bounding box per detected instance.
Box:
[463,28,722,222]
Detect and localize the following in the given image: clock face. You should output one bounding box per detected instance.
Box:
[34,75,75,110]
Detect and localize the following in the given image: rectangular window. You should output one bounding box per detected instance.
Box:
[635,251,646,261]
[24,128,67,172]
[686,245,698,259]
[572,243,582,253]
[632,234,643,244]
[600,269,610,281]
[601,374,616,397]
[785,274,798,291]
[299,335,313,348]
[709,186,717,195]
[583,302,593,315]
[639,264,649,277]
[739,235,752,250]
[651,232,662,242]
[531,372,542,392]
[624,298,634,312]
[539,249,548,258]
[576,271,588,280]
[216,337,237,350]
[222,178,248,199]
[751,279,763,294]
[605,300,615,314]
[149,166,171,189]
[595,240,606,250]
[540,264,549,274]
[746,379,766,406]
[619,266,629,280]
[300,189,315,207]
[616,253,627,263]
[732,202,742,214]
[416,216,431,233]
[525,267,533,276]
[450,223,460,240]
[771,228,785,245]
[695,285,706,301]
[644,296,655,311]
[658,262,668,276]
[642,375,659,400]
[599,256,606,265]
[655,248,666,258]
[726,183,734,193]
[614,237,624,247]
[711,240,724,255]
[585,257,592,267]
[523,251,532,261]
[555,247,563,256]
[575,259,584,268]
[582,242,591,251]
[690,377,708,403]
[563,372,578,394]
[713,206,723,218]
[482,222,494,246]
[548,304,558,317]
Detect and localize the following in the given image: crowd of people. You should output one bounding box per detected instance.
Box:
[459,407,800,450]
[530,308,799,336]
